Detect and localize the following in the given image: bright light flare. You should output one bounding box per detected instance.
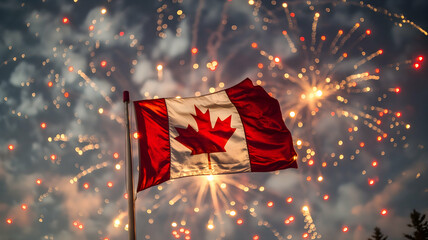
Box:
[284,216,295,224]
[133,132,140,139]
[207,60,218,71]
[207,223,214,230]
[6,218,13,224]
[342,226,349,232]
[62,17,69,24]
[8,144,14,150]
[381,209,388,215]
[114,219,121,228]
[100,60,107,68]
[413,63,421,69]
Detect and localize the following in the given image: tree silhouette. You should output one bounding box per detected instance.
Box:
[368,226,388,240]
[404,209,428,240]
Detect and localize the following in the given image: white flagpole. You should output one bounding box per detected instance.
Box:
[123,91,136,240]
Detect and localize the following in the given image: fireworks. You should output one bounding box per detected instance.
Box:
[0,0,427,239]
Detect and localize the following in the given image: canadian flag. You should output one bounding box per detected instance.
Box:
[134,78,297,191]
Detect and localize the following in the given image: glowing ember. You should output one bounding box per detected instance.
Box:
[414,63,421,69]
[133,132,140,139]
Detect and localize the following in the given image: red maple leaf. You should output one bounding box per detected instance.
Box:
[175,106,236,169]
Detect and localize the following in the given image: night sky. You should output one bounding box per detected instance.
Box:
[1,0,427,239]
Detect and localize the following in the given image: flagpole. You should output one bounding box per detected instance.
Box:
[123,91,136,240]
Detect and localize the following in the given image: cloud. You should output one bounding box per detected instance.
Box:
[132,55,156,85]
[9,62,36,87]
[16,93,45,116]
[137,68,180,98]
[152,20,190,59]
[82,7,130,43]
[2,30,24,49]
[265,170,300,193]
